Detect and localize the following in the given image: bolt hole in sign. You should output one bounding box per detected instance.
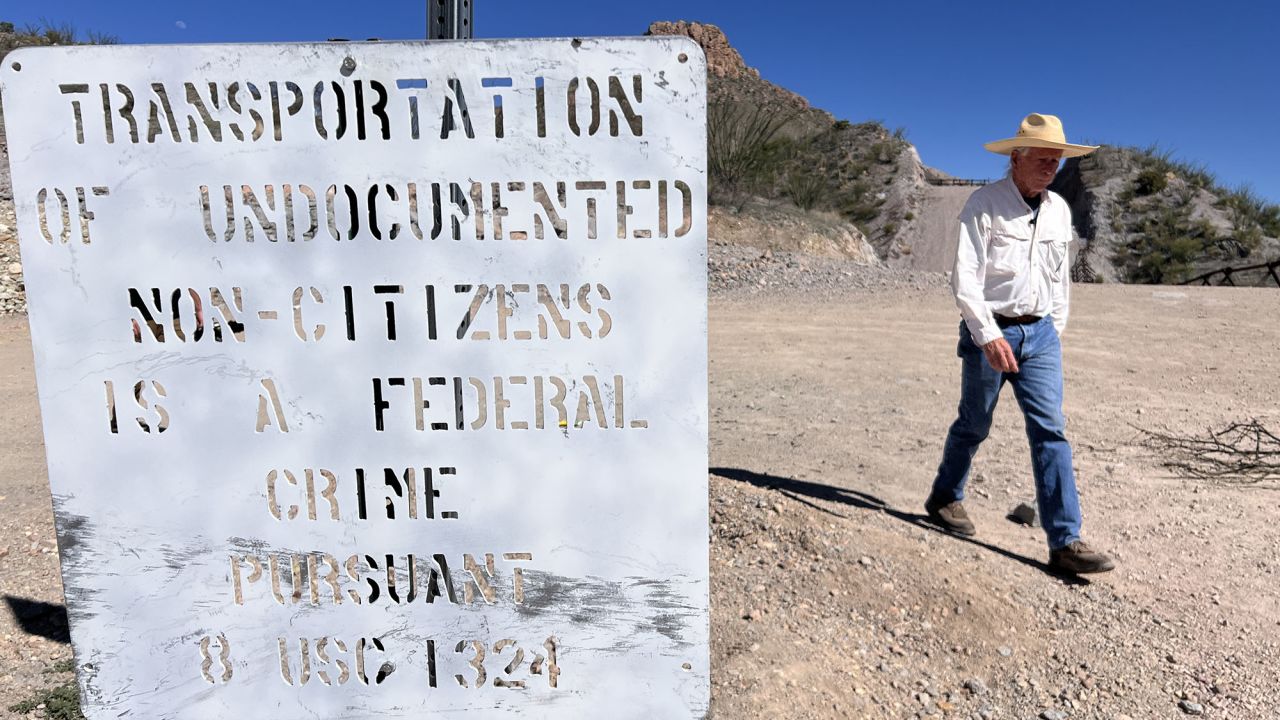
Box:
[1,36,708,719]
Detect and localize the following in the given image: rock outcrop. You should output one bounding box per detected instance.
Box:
[710,201,880,265]
[646,21,754,79]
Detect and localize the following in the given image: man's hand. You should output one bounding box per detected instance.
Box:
[981,337,1019,373]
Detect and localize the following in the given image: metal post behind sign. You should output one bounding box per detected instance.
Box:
[428,0,473,39]
[430,0,472,208]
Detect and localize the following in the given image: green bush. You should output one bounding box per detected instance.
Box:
[1133,168,1168,196]
[9,681,83,719]
[1121,202,1217,283]
[784,170,826,210]
[1222,184,1280,238]
[839,180,879,226]
[1128,144,1218,191]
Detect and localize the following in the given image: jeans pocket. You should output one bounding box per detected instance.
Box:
[957,322,981,357]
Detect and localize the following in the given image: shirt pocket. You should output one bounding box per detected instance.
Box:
[987,229,1028,277]
[1039,236,1069,282]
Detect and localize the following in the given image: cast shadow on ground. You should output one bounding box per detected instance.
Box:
[4,596,70,643]
[710,467,1088,586]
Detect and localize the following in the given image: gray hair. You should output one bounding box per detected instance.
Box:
[1004,147,1024,177]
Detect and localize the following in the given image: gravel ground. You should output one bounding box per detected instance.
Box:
[707,283,1280,719]
[708,240,950,299]
[0,116,23,316]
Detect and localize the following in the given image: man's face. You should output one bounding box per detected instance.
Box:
[1011,147,1063,195]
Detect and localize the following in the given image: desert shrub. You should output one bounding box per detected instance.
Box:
[869,140,899,164]
[1129,144,1217,191]
[1261,207,1280,238]
[707,100,795,208]
[1221,184,1280,238]
[1,19,117,59]
[1222,225,1261,257]
[1133,168,1168,196]
[784,170,826,210]
[1175,161,1216,191]
[833,119,851,131]
[838,180,879,226]
[9,677,83,720]
[840,205,877,225]
[1121,202,1217,283]
[1143,144,1171,165]
[1128,146,1278,239]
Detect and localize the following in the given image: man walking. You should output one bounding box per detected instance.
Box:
[925,113,1115,574]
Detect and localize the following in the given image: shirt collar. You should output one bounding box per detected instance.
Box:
[999,176,1047,213]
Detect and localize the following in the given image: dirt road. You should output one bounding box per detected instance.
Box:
[902,184,973,272]
[3,282,1280,718]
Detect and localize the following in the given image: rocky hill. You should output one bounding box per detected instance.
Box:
[1052,146,1280,285]
[648,21,928,267]
[652,20,1280,286]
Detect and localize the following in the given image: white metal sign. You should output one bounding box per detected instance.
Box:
[1,37,708,718]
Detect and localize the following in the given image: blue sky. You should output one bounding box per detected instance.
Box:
[7,0,1278,202]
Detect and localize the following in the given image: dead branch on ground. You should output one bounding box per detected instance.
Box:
[1138,419,1280,483]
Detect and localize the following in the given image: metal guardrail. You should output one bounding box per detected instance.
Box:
[926,178,992,187]
[1180,259,1280,287]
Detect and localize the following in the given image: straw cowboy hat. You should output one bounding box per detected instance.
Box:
[984,113,1098,157]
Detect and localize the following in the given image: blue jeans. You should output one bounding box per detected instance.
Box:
[930,317,1082,550]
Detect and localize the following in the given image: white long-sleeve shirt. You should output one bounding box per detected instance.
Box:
[950,177,1072,346]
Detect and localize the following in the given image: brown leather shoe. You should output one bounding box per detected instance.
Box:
[1049,541,1116,574]
[924,496,977,536]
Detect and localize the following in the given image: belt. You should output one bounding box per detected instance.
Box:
[995,314,1042,328]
